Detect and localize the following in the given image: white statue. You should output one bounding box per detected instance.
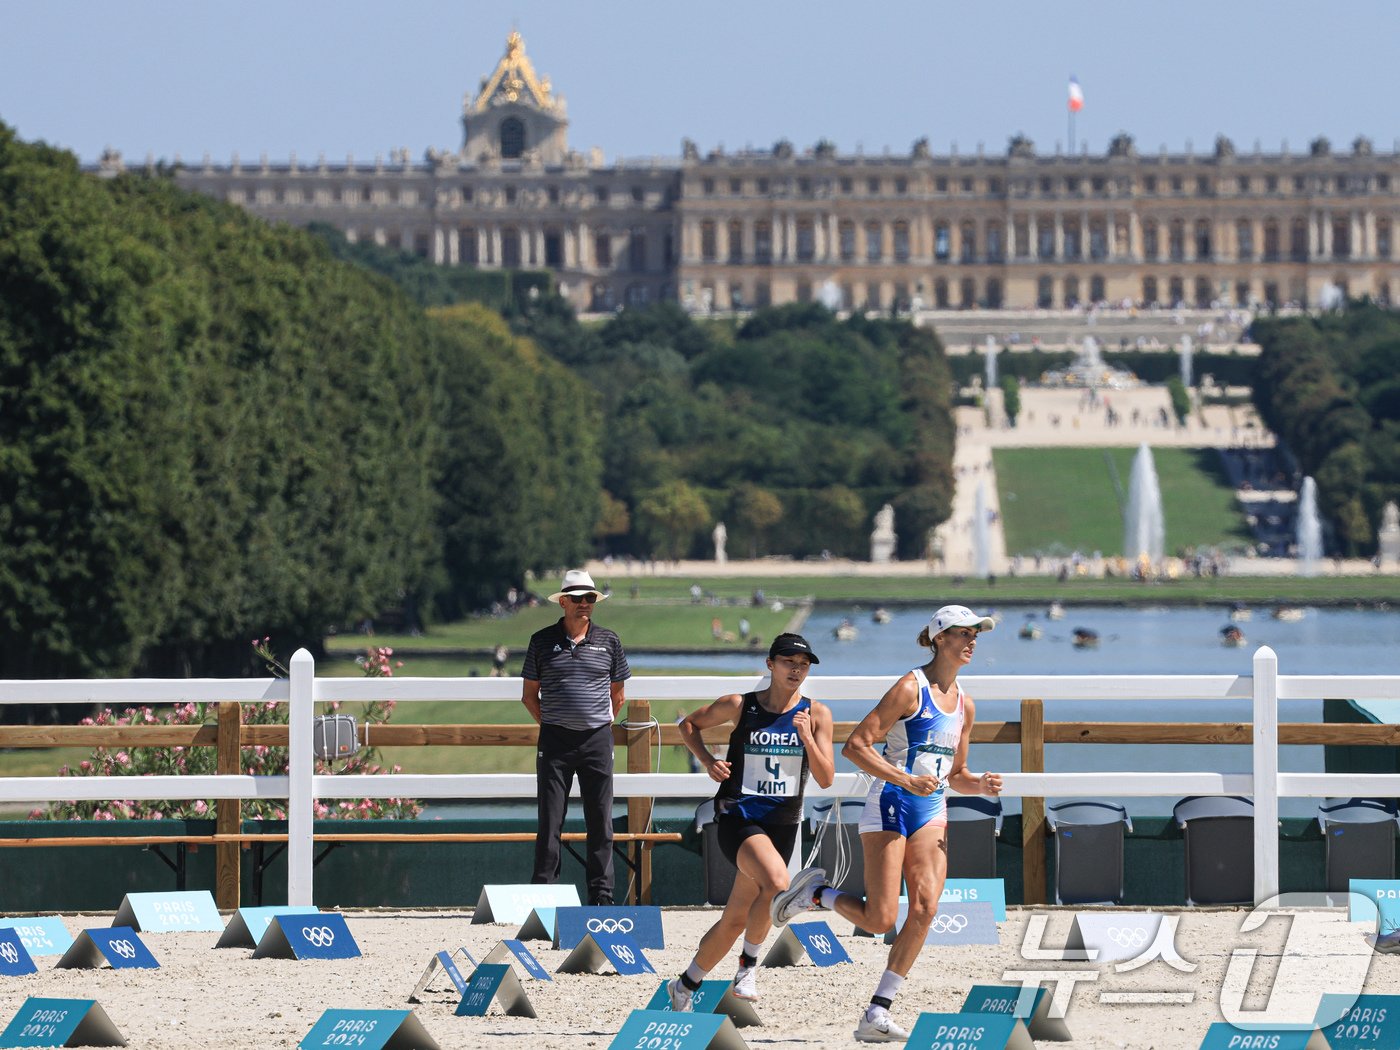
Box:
[1379,501,1400,568]
[712,521,728,565]
[870,504,896,564]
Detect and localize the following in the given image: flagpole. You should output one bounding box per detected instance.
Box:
[1069,111,1074,155]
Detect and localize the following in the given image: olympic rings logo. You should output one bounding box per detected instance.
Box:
[808,934,832,954]
[928,915,969,935]
[1106,927,1149,948]
[304,926,337,948]
[613,944,636,966]
[0,943,17,964]
[587,918,634,934]
[110,939,137,960]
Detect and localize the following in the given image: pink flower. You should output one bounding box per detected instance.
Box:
[115,752,130,766]
[79,760,91,772]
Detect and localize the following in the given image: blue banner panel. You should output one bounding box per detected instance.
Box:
[555,906,664,950]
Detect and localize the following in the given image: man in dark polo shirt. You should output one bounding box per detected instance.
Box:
[521,568,631,905]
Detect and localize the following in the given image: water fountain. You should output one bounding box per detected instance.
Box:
[1041,335,1140,388]
[984,335,999,391]
[1123,443,1165,564]
[1179,334,1194,389]
[974,480,991,578]
[1296,476,1322,576]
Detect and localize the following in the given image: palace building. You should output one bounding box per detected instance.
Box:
[97,31,1400,315]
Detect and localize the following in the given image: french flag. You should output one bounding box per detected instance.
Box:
[1068,76,1084,112]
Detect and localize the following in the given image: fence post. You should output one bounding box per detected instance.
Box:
[288,649,315,905]
[1252,645,1279,905]
[626,698,655,904]
[215,702,243,910]
[1020,698,1046,905]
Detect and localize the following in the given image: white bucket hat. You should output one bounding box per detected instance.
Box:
[548,568,607,603]
[929,604,995,637]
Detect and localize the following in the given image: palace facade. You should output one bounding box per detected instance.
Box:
[97,31,1400,314]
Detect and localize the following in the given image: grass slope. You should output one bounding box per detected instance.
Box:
[995,446,1253,557]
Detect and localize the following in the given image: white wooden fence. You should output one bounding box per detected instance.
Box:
[1,645,1398,906]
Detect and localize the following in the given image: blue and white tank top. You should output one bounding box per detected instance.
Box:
[714,693,812,825]
[883,668,964,787]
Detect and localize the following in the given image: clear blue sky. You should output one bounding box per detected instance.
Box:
[4,0,1398,165]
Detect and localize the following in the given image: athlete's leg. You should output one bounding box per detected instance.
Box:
[825,830,906,934]
[884,821,948,976]
[689,832,782,973]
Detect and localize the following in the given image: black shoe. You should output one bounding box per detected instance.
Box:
[590,895,614,907]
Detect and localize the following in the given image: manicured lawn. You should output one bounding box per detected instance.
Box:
[994,446,1253,557]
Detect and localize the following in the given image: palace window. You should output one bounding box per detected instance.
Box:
[935,177,948,192]
[1037,275,1054,308]
[594,186,608,203]
[505,186,517,205]
[1290,219,1308,260]
[1265,175,1278,193]
[1143,175,1157,193]
[985,277,1003,308]
[935,277,949,308]
[1237,175,1250,194]
[1039,176,1053,194]
[595,232,612,268]
[1089,275,1105,302]
[1169,220,1186,261]
[894,177,907,195]
[547,186,559,204]
[631,186,645,202]
[1332,218,1351,259]
[961,178,974,193]
[730,178,742,194]
[893,222,910,262]
[728,221,744,263]
[754,221,772,263]
[501,227,521,268]
[756,178,769,194]
[960,277,976,307]
[989,177,1003,194]
[1196,175,1210,195]
[628,228,647,272]
[1194,276,1212,308]
[1143,222,1159,260]
[1263,221,1280,260]
[499,118,525,160]
[1066,177,1079,194]
[1236,220,1253,260]
[959,221,976,262]
[1170,176,1184,193]
[1378,219,1392,259]
[1142,276,1158,304]
[839,221,856,261]
[796,221,816,262]
[701,221,717,262]
[545,232,563,268]
[1195,220,1212,259]
[935,223,950,262]
[867,177,880,193]
[1168,276,1184,305]
[702,178,714,195]
[840,177,853,194]
[1378,174,1391,191]
[865,222,883,262]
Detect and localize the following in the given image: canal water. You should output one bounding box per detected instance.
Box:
[625,602,1400,817]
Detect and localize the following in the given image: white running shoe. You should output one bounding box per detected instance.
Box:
[768,865,827,927]
[732,964,758,1000]
[667,977,694,1012]
[854,1005,910,1043]
[1370,930,1400,954]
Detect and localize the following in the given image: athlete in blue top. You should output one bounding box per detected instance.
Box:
[769,605,1003,1043]
[667,633,835,1010]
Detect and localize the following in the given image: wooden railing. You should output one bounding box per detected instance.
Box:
[2,648,1400,908]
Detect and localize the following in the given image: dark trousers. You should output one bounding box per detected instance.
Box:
[534,722,615,904]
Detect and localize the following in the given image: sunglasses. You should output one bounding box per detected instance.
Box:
[564,593,599,604]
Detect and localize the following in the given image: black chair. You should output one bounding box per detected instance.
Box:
[695,800,736,905]
[808,799,866,895]
[1173,795,1255,906]
[1318,797,1400,901]
[946,796,1003,878]
[1046,800,1132,905]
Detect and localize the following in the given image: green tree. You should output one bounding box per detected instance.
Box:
[1167,376,1191,424]
[1000,375,1022,426]
[635,481,710,561]
[731,483,785,558]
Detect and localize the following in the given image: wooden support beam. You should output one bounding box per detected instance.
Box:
[1020,698,1046,906]
[626,699,655,904]
[215,702,242,911]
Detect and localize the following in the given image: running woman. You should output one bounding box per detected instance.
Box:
[769,605,1003,1042]
[667,633,835,1010]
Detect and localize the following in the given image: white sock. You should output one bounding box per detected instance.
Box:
[874,969,905,1002]
[819,887,842,910]
[684,961,708,985]
[741,938,763,960]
